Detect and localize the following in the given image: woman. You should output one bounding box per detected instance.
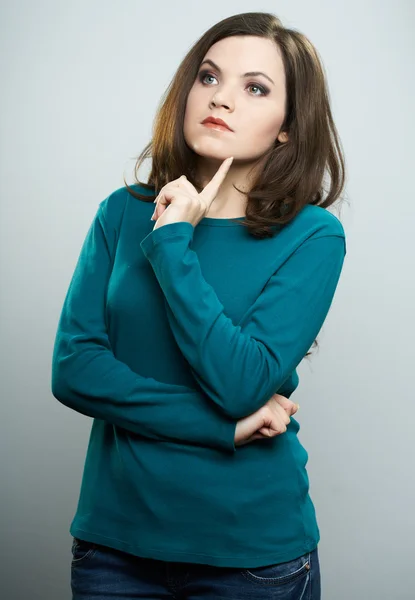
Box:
[52,11,346,600]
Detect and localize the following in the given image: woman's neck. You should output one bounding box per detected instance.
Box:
[195,159,258,219]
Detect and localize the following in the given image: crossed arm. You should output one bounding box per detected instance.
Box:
[52,202,345,454]
[51,203,237,454]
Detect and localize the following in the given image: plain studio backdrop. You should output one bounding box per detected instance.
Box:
[1,1,413,598]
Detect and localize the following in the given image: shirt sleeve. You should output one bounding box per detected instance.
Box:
[51,205,236,453]
[140,221,346,420]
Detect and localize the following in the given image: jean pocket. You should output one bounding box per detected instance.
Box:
[242,551,311,586]
[71,537,98,565]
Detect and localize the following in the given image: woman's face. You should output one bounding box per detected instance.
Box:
[183,35,288,167]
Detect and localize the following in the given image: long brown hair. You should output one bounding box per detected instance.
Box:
[124,11,347,355]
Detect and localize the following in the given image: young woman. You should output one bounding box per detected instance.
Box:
[52,11,346,600]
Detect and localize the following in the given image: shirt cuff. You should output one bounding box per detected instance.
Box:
[140,221,194,254]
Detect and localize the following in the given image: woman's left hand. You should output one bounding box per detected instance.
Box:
[151,157,234,230]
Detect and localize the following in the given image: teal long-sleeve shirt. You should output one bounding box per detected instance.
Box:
[51,183,346,568]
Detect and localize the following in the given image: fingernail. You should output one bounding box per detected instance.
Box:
[296,404,300,410]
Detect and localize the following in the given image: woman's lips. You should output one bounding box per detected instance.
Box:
[202,122,233,132]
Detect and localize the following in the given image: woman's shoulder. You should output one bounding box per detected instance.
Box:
[296,204,345,239]
[98,183,155,228]
[271,204,347,260]
[281,204,346,246]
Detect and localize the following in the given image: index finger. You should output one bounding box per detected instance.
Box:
[200,157,234,204]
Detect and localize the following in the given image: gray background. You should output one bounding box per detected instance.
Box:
[1,1,414,598]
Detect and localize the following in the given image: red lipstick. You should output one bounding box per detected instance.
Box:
[201,116,233,132]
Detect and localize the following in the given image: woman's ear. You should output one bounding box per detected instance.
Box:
[277,131,289,143]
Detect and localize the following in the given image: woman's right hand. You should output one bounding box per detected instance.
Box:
[234,394,299,447]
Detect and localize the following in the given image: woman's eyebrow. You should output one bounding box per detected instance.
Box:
[199,59,275,86]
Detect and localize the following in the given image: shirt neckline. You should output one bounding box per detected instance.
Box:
[133,185,246,227]
[198,216,246,227]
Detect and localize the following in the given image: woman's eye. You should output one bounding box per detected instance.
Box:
[199,72,217,85]
[247,84,268,96]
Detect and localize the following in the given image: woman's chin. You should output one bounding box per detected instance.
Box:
[191,145,235,163]
[188,135,231,154]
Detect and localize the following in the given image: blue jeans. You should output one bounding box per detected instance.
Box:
[71,536,321,599]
